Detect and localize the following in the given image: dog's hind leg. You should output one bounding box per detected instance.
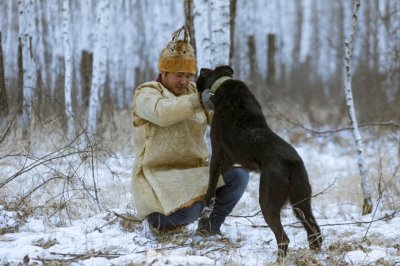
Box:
[259,163,290,258]
[289,163,322,250]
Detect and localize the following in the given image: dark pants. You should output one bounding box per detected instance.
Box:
[147,167,249,231]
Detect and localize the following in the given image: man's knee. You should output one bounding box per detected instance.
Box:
[224,167,249,188]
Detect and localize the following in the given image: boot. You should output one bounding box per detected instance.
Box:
[196,216,221,236]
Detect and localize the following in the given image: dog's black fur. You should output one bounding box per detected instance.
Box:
[196,65,322,258]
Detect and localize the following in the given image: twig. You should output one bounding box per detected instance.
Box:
[112,211,142,222]
[0,133,83,188]
[89,135,101,211]
[362,195,383,241]
[201,247,228,256]
[270,114,400,136]
[228,178,336,218]
[133,243,192,254]
[250,208,400,229]
[362,163,385,241]
[0,112,16,144]
[228,210,261,219]
[18,176,64,206]
[36,251,123,263]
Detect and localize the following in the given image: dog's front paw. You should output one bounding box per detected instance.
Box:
[200,205,212,218]
[204,194,214,207]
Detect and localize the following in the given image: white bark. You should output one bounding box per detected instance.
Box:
[343,0,373,215]
[46,1,62,98]
[210,0,230,66]
[74,0,93,110]
[5,0,15,74]
[80,0,94,52]
[62,0,74,139]
[87,0,110,133]
[35,0,47,92]
[194,0,230,69]
[193,0,213,68]
[123,0,137,108]
[108,1,123,110]
[18,0,37,139]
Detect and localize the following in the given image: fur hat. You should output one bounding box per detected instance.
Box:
[158,26,196,74]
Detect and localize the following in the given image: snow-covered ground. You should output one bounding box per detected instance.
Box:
[1,128,399,265]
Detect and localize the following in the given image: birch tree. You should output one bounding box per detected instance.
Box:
[193,0,213,68]
[210,0,230,66]
[87,0,110,133]
[35,0,46,99]
[123,0,139,108]
[193,0,230,69]
[78,0,94,110]
[0,32,8,117]
[108,1,124,110]
[344,0,373,215]
[18,0,37,140]
[46,1,63,99]
[229,0,237,65]
[184,0,197,53]
[62,0,74,139]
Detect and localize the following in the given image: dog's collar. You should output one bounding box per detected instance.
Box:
[210,76,232,93]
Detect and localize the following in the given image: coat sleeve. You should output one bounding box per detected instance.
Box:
[134,87,201,127]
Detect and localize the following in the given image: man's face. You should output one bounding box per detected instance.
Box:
[161,72,194,96]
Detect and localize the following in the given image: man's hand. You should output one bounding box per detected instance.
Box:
[201,89,214,110]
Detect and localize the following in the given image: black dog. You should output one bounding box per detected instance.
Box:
[196,65,322,258]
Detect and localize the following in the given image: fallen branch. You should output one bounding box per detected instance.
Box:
[36,251,123,263]
[133,243,192,254]
[112,210,142,222]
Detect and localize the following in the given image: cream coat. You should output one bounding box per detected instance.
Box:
[131,81,220,219]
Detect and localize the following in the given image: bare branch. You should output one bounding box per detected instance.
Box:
[228,178,337,218]
[249,208,400,229]
[268,113,400,136]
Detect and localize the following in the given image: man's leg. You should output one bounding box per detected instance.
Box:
[147,201,204,232]
[199,167,249,234]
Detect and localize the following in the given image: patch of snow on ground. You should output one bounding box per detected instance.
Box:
[1,133,399,265]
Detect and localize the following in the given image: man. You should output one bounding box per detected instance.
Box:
[131,26,249,235]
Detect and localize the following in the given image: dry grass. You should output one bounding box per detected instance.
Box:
[1,107,399,265]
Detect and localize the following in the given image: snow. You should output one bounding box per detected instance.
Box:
[1,131,399,265]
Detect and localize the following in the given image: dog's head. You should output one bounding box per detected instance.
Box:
[196,65,234,93]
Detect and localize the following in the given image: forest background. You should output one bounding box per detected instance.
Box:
[1,0,398,138]
[0,0,399,264]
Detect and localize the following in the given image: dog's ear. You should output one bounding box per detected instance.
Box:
[199,68,212,77]
[215,65,234,77]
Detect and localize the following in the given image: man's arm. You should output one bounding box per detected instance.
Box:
[134,87,201,127]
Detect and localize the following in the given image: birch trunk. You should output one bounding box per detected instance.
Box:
[210,0,230,66]
[344,0,373,215]
[35,0,46,98]
[62,0,74,139]
[46,1,62,99]
[87,0,110,133]
[18,0,37,140]
[123,0,137,107]
[229,0,237,66]
[109,1,123,110]
[194,0,230,68]
[193,0,213,68]
[78,0,94,110]
[184,0,197,52]
[0,32,9,117]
